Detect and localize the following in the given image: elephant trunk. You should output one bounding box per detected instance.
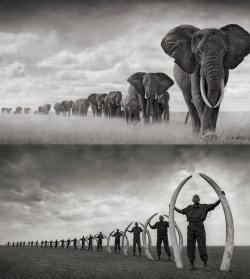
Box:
[201,56,225,109]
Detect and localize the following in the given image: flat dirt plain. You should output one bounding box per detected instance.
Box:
[0,112,250,144]
[0,246,249,279]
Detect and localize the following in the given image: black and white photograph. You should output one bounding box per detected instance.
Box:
[0,0,250,279]
[0,0,249,143]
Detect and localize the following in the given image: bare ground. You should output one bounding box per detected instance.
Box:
[0,246,249,279]
[0,112,250,144]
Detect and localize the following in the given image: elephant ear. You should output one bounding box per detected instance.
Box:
[161,25,200,74]
[220,24,250,69]
[88,93,98,104]
[127,72,145,95]
[156,73,174,95]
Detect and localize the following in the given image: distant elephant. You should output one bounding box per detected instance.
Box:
[127,72,174,124]
[96,93,108,116]
[34,111,38,115]
[61,100,73,116]
[14,106,22,114]
[157,91,170,123]
[1,108,6,114]
[121,85,140,124]
[54,103,63,115]
[6,108,12,114]
[38,106,43,115]
[104,91,122,118]
[24,107,31,114]
[161,24,250,136]
[72,98,89,116]
[88,93,105,117]
[42,104,51,115]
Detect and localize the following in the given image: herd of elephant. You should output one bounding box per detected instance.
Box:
[1,107,31,114]
[1,24,250,135]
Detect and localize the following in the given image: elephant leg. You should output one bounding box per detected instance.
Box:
[164,104,170,123]
[125,110,129,124]
[137,93,148,124]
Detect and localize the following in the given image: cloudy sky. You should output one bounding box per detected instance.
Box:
[0,145,249,246]
[0,0,250,111]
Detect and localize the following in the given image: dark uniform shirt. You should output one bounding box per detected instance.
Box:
[150,221,169,237]
[180,201,220,222]
[96,234,105,243]
[113,232,123,239]
[131,227,143,237]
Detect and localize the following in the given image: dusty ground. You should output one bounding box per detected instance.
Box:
[0,246,249,279]
[0,112,250,144]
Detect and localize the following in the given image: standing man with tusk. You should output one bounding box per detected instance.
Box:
[174,192,225,271]
[149,215,172,261]
[127,222,143,256]
[95,232,106,252]
[112,229,123,253]
[79,236,86,250]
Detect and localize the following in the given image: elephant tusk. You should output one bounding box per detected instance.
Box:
[199,173,234,271]
[122,222,132,256]
[164,214,183,255]
[106,230,114,254]
[200,76,213,108]
[214,79,225,109]
[145,94,150,100]
[154,94,157,100]
[142,214,158,261]
[169,175,193,269]
[140,222,152,258]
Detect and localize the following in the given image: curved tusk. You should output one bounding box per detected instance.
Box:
[145,94,150,100]
[199,173,234,271]
[106,230,114,254]
[142,213,158,260]
[214,79,225,109]
[92,237,96,251]
[169,175,193,269]
[164,214,183,255]
[140,222,152,257]
[122,222,132,256]
[200,76,213,108]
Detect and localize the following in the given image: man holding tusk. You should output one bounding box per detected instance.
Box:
[127,222,143,256]
[95,232,106,252]
[112,229,123,253]
[149,215,172,261]
[174,192,225,271]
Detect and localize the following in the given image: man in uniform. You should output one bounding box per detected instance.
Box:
[59,239,65,248]
[149,215,171,261]
[95,232,106,252]
[127,222,143,256]
[87,235,93,250]
[71,237,78,249]
[54,239,59,248]
[112,229,123,253]
[174,193,224,271]
[66,238,71,249]
[79,236,86,250]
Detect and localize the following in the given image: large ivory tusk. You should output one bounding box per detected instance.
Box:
[106,230,114,254]
[199,173,234,271]
[142,213,158,261]
[140,222,152,258]
[200,76,213,108]
[92,237,96,251]
[169,175,193,269]
[164,214,183,255]
[122,222,132,256]
[214,79,225,108]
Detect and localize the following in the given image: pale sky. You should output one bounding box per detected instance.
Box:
[0,0,250,111]
[0,145,249,246]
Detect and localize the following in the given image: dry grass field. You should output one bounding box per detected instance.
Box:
[0,112,250,144]
[0,246,249,279]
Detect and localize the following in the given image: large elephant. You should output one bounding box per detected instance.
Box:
[42,104,51,115]
[121,85,140,124]
[72,98,89,116]
[161,24,250,136]
[61,100,73,116]
[104,91,122,118]
[96,93,108,116]
[54,103,63,115]
[127,72,174,124]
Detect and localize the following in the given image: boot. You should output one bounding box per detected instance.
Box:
[203,261,210,272]
[133,252,135,256]
[157,255,161,261]
[139,250,141,256]
[187,261,194,271]
[167,255,172,261]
